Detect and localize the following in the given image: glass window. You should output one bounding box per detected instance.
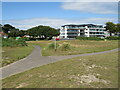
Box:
[61,29,65,32]
[61,33,65,35]
[67,30,78,32]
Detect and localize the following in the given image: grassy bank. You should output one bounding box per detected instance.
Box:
[2,51,118,88]
[27,40,118,56]
[2,38,27,47]
[2,44,34,67]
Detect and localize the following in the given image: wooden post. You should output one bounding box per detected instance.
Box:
[54,37,56,51]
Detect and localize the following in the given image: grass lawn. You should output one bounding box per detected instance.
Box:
[1,45,34,67]
[27,40,118,56]
[2,51,118,88]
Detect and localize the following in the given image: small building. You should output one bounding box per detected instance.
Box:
[23,35,30,38]
[60,24,106,39]
[0,32,8,38]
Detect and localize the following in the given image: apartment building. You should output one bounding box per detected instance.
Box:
[60,24,107,39]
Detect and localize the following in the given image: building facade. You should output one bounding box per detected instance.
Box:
[60,24,107,39]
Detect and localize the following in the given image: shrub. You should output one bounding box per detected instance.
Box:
[105,36,120,40]
[59,43,71,51]
[29,38,37,41]
[2,38,27,47]
[36,38,46,40]
[47,42,59,50]
[76,37,104,40]
[20,37,30,41]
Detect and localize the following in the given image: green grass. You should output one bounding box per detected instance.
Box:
[27,40,118,56]
[2,38,27,47]
[2,51,118,88]
[2,44,34,67]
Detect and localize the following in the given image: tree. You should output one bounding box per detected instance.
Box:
[116,23,120,32]
[0,24,2,27]
[105,22,116,36]
[27,25,59,39]
[17,30,26,37]
[115,23,120,36]
[0,24,2,32]
[27,27,38,38]
[2,24,15,33]
[8,29,19,37]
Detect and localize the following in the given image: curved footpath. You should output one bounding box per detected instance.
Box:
[1,45,120,79]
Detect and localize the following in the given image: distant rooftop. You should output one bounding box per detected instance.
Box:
[62,24,103,27]
[0,32,8,36]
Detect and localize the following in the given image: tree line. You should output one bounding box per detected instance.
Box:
[0,24,60,40]
[105,22,120,36]
[0,22,120,39]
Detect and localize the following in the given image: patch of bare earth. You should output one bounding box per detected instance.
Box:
[16,83,28,88]
[69,74,110,87]
[71,44,94,48]
[69,59,110,87]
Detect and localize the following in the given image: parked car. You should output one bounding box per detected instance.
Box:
[56,38,60,41]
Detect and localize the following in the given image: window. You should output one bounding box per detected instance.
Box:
[61,29,65,32]
[61,33,65,35]
[67,30,78,32]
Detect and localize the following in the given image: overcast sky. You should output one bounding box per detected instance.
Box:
[2,1,118,30]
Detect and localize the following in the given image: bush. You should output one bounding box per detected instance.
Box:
[2,38,27,47]
[105,36,120,40]
[47,42,72,51]
[36,38,46,40]
[29,38,37,41]
[76,37,104,40]
[20,37,30,41]
[47,42,59,50]
[59,43,71,51]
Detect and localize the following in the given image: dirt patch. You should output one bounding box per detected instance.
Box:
[80,74,99,84]
[27,41,51,44]
[71,44,92,48]
[16,83,28,88]
[69,74,110,86]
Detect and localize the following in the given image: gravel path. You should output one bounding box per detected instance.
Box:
[1,45,119,79]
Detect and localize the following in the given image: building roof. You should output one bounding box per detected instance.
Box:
[0,32,8,36]
[62,24,103,27]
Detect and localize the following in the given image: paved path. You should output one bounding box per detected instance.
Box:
[1,45,119,79]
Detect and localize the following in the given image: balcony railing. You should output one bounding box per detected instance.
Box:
[80,31,84,33]
[89,34,104,35]
[67,31,79,33]
[67,34,78,36]
[89,30,104,32]
[67,27,85,29]
[89,27,105,29]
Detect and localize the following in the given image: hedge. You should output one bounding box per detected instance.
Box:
[76,37,104,40]
[105,36,120,40]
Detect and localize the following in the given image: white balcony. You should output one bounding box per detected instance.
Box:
[89,31,105,32]
[89,34,104,35]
